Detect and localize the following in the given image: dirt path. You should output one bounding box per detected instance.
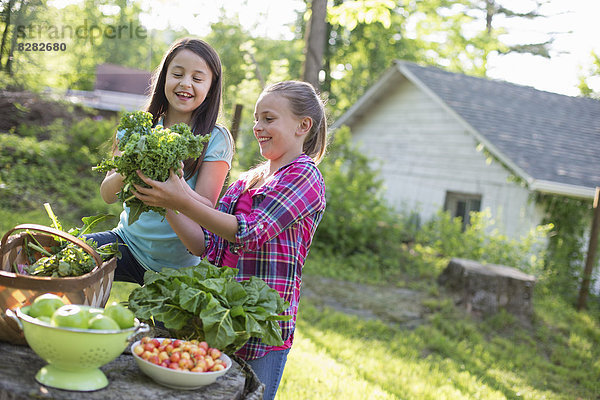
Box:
[301,274,431,329]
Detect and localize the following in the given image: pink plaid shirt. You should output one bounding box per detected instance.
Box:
[204,154,326,360]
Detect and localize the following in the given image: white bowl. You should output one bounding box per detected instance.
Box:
[131,338,232,390]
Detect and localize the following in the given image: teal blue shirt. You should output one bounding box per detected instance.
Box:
[113,123,234,271]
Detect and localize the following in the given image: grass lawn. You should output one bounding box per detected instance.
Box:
[109,270,600,400]
[280,296,599,400]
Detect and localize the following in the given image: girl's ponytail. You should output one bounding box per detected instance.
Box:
[303,112,327,165]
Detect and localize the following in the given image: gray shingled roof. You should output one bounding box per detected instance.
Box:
[396,61,600,194]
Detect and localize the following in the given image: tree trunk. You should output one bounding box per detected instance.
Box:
[6,0,26,75]
[438,258,536,321]
[230,103,243,144]
[485,0,495,34]
[0,0,15,70]
[320,16,333,95]
[302,0,327,90]
[247,51,265,89]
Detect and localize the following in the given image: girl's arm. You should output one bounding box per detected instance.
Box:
[133,168,239,244]
[173,190,239,244]
[134,161,325,253]
[163,160,231,255]
[100,145,124,204]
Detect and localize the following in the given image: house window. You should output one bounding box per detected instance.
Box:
[444,191,482,230]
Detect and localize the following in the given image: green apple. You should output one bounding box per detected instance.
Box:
[88,314,120,330]
[87,308,104,318]
[29,293,65,318]
[36,316,52,325]
[103,302,135,329]
[51,305,89,329]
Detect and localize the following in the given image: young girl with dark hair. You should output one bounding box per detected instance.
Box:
[87,38,234,285]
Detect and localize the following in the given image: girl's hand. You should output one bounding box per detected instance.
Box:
[132,168,190,209]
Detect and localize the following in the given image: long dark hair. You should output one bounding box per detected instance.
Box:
[145,38,223,179]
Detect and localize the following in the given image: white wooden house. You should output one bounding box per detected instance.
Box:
[332,60,600,240]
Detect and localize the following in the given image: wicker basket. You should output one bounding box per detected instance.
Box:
[0,224,117,345]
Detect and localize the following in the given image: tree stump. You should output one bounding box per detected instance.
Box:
[437,258,536,320]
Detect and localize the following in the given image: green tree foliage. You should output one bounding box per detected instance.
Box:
[48,0,152,90]
[95,0,150,68]
[465,0,552,58]
[320,0,408,114]
[0,0,154,90]
[203,19,304,173]
[316,0,553,118]
[204,19,303,119]
[0,0,52,87]
[578,51,600,99]
[536,193,596,300]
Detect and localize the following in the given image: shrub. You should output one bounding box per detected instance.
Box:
[0,116,120,231]
[536,193,597,300]
[416,209,551,278]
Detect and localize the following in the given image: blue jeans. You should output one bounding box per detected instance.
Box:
[85,231,146,285]
[246,348,290,400]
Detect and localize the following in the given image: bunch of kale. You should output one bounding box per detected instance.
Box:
[128,260,291,354]
[94,111,209,224]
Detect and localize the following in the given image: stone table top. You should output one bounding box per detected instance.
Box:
[0,341,264,400]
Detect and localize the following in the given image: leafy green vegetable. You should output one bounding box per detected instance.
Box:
[93,111,210,224]
[25,241,118,277]
[128,259,292,354]
[22,205,120,277]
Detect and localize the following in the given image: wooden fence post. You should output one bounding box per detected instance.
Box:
[577,187,600,311]
[230,104,243,144]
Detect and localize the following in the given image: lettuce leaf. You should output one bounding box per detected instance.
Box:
[128,258,291,354]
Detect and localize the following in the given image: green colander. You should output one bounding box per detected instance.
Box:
[10,306,149,391]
